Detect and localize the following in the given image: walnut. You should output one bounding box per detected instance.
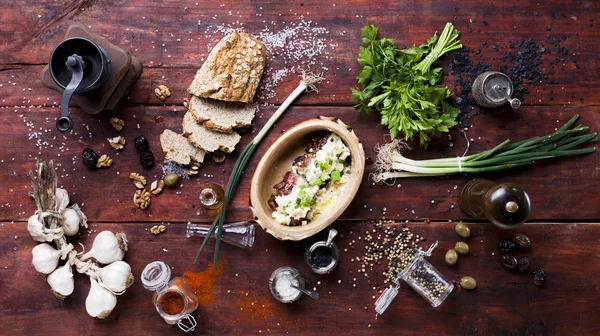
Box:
[150,180,165,195]
[134,189,151,210]
[150,224,166,235]
[110,117,125,131]
[182,165,199,176]
[96,154,113,168]
[108,136,126,150]
[129,173,147,189]
[155,85,171,101]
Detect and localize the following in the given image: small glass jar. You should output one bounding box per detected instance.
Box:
[269,266,304,303]
[141,261,199,332]
[398,254,454,307]
[200,183,224,209]
[304,241,339,274]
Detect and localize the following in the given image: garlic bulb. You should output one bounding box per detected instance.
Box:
[80,231,128,265]
[96,261,134,295]
[27,215,61,242]
[62,208,80,236]
[86,277,117,319]
[47,263,74,299]
[32,243,61,274]
[55,188,70,212]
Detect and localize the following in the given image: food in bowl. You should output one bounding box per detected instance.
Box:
[269,132,351,226]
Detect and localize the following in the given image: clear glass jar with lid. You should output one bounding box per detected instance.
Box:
[141,261,199,332]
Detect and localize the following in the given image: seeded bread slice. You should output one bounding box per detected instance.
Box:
[187,32,265,103]
[182,111,241,153]
[159,129,206,166]
[188,96,255,134]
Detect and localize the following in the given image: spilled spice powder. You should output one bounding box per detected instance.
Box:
[182,261,223,306]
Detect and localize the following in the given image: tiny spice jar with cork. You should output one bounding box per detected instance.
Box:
[142,261,199,332]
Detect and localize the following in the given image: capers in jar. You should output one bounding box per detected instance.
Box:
[501,255,518,270]
[455,242,469,255]
[513,233,531,248]
[459,276,477,290]
[455,222,471,238]
[445,249,458,265]
[163,173,180,187]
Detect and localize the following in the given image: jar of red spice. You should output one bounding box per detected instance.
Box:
[141,261,199,332]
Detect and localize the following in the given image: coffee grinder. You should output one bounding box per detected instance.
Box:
[40,24,142,132]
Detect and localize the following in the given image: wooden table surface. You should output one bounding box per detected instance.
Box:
[1,0,599,335]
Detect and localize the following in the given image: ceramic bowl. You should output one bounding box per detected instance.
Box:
[250,116,365,241]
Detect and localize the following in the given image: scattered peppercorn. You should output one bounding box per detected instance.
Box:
[517,256,530,273]
[513,233,531,248]
[499,240,517,253]
[455,222,471,238]
[501,255,518,270]
[532,268,546,286]
[140,151,154,169]
[134,136,150,152]
[81,148,98,169]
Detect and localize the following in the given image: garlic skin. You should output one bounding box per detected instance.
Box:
[62,208,80,236]
[80,231,128,265]
[28,215,61,242]
[55,188,70,213]
[86,277,117,319]
[32,243,61,274]
[96,261,134,295]
[47,263,74,299]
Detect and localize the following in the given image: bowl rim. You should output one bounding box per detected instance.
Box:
[250,116,365,241]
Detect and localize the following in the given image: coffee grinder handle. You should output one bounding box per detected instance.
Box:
[57,55,84,133]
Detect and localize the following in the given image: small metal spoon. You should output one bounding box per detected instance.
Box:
[325,228,338,248]
[291,284,319,300]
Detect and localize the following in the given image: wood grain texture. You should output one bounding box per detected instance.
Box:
[0,222,598,335]
[0,105,598,223]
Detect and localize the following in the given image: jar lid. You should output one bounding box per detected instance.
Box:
[141,261,171,292]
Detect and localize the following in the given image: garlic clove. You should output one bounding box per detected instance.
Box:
[97,261,135,295]
[62,208,80,236]
[80,231,127,265]
[47,263,74,299]
[28,214,63,242]
[31,243,61,274]
[55,188,70,213]
[86,277,117,319]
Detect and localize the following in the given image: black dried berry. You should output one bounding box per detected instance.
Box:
[501,255,518,270]
[134,136,149,152]
[513,233,531,248]
[517,256,530,273]
[532,268,546,286]
[499,240,517,253]
[82,148,98,169]
[140,151,154,169]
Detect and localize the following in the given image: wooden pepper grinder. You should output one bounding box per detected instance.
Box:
[459,179,531,229]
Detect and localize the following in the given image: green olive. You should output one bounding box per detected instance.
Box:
[459,276,477,290]
[455,222,471,238]
[445,249,458,265]
[455,242,469,255]
[163,173,180,187]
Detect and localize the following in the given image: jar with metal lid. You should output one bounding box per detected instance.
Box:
[141,261,199,332]
[459,178,531,229]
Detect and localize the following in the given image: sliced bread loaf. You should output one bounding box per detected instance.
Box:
[187,32,265,103]
[160,129,206,166]
[188,96,255,134]
[182,111,241,153]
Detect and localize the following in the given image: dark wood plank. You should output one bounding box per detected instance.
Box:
[0,0,598,107]
[1,221,598,335]
[0,105,598,223]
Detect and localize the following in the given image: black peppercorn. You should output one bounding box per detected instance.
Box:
[140,151,154,169]
[501,255,518,270]
[81,148,98,169]
[517,256,530,273]
[499,240,517,253]
[134,136,149,152]
[532,268,546,286]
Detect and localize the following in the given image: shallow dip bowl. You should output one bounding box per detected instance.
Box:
[250,116,365,241]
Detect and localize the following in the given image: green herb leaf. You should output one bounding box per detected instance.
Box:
[331,170,341,182]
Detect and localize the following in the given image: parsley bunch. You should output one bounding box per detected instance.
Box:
[351,23,462,147]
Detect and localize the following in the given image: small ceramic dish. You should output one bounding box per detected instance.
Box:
[250,116,365,241]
